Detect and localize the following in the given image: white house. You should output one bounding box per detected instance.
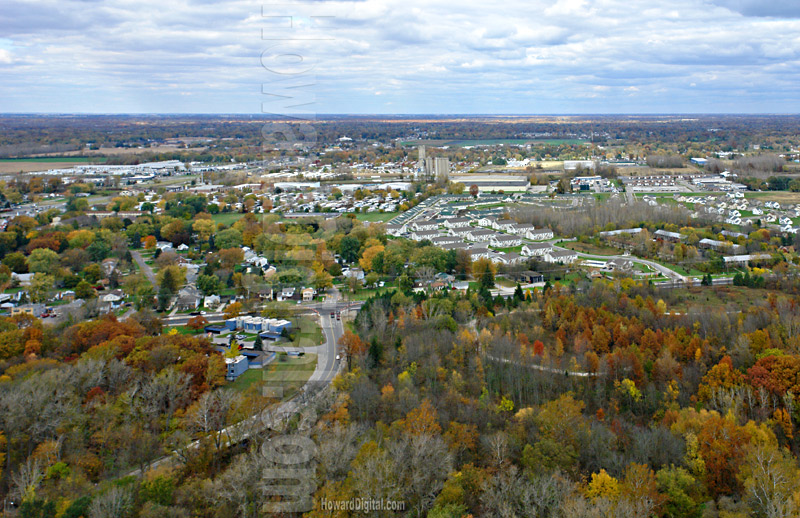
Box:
[521,242,553,257]
[526,228,554,240]
[443,217,470,229]
[411,229,442,241]
[490,234,522,248]
[412,219,439,231]
[477,216,497,227]
[509,223,535,235]
[493,219,516,231]
[543,250,578,264]
[491,252,525,265]
[385,223,406,236]
[467,229,497,242]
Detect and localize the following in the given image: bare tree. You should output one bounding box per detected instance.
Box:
[89,486,134,518]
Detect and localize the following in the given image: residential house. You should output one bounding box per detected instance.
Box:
[410,229,441,241]
[477,215,497,227]
[722,253,772,266]
[698,238,744,254]
[431,235,462,246]
[654,229,686,242]
[279,287,296,301]
[342,268,365,282]
[493,252,524,265]
[493,219,516,231]
[604,258,634,272]
[509,223,536,235]
[11,272,34,286]
[521,242,553,257]
[204,294,221,308]
[385,223,406,236]
[543,250,578,264]
[468,245,491,261]
[100,289,125,310]
[443,217,470,229]
[411,219,439,231]
[302,287,315,302]
[176,287,202,310]
[526,228,554,240]
[490,234,522,248]
[467,229,497,242]
[448,226,473,237]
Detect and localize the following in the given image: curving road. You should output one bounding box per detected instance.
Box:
[125,292,349,478]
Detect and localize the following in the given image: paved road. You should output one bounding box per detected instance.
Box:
[130,250,157,285]
[552,245,688,283]
[125,294,348,478]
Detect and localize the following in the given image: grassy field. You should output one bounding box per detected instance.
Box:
[291,316,324,348]
[666,286,776,312]
[0,158,106,173]
[225,369,264,392]
[0,156,108,163]
[345,286,399,301]
[211,212,246,226]
[562,241,619,256]
[744,191,800,204]
[226,353,317,398]
[263,354,317,399]
[355,212,399,222]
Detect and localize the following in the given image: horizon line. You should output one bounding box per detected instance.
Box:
[1,112,800,118]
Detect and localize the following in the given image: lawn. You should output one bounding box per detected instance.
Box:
[211,212,246,226]
[291,316,324,348]
[251,353,318,399]
[492,245,523,253]
[354,212,399,222]
[0,157,107,163]
[165,326,203,336]
[665,286,779,313]
[563,241,619,256]
[743,191,800,204]
[345,286,398,301]
[224,369,264,392]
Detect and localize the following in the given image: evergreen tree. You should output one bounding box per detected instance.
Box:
[368,336,383,368]
[254,333,263,351]
[157,285,172,312]
[514,283,524,301]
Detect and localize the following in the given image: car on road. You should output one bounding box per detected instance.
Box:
[235,334,246,340]
[336,312,341,320]
[330,312,335,317]
[335,354,341,361]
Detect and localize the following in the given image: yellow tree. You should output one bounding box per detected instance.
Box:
[401,399,442,436]
[193,218,216,244]
[359,245,384,272]
[224,302,243,319]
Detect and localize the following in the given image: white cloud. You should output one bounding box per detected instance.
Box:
[0,0,799,112]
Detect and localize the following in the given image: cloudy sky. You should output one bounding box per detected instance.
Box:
[1,0,799,114]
